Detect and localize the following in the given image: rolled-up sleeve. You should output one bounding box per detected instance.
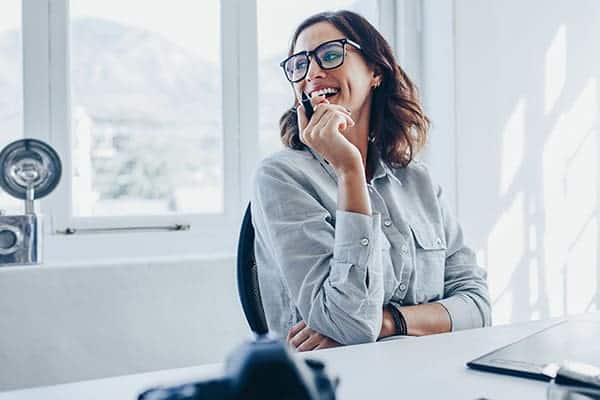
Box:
[252,161,384,345]
[435,186,492,330]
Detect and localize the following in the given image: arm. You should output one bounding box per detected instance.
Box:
[435,185,492,330]
[253,162,385,345]
[378,184,490,337]
[258,97,382,345]
[379,303,451,337]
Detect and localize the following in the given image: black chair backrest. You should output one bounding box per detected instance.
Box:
[236,203,269,335]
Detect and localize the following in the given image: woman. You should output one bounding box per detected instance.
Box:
[251,10,491,351]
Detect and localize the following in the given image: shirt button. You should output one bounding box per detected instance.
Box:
[360,238,369,246]
[436,237,443,246]
[384,220,392,227]
[401,244,408,253]
[399,283,407,291]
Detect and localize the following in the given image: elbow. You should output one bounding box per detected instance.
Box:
[479,296,492,328]
[343,317,381,344]
[305,299,382,345]
[465,291,492,328]
[330,314,381,345]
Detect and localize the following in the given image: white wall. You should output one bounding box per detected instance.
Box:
[453,0,600,325]
[0,257,248,391]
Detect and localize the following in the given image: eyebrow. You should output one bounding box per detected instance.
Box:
[294,37,347,54]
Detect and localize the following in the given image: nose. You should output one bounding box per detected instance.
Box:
[306,55,325,82]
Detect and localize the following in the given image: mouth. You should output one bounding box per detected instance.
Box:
[308,87,340,100]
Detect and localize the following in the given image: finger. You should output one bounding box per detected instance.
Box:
[297,333,323,352]
[322,103,352,118]
[305,100,332,130]
[289,325,313,348]
[309,113,337,142]
[324,112,353,133]
[315,338,341,350]
[302,106,332,145]
[311,93,328,108]
[314,111,352,139]
[312,103,353,126]
[310,94,351,117]
[303,103,353,144]
[296,103,309,133]
[287,321,306,341]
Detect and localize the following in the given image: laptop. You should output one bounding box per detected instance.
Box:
[467,319,600,381]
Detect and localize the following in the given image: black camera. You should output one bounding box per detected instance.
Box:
[138,338,338,400]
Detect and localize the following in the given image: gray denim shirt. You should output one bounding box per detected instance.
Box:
[251,146,491,345]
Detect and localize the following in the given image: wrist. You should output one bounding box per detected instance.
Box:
[380,308,396,338]
[332,151,363,177]
[388,304,408,336]
[335,161,365,181]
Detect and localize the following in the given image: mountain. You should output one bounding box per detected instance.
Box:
[70,17,220,125]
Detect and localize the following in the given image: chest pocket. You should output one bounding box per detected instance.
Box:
[409,224,446,301]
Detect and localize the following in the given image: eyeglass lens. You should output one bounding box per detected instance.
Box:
[285,41,345,82]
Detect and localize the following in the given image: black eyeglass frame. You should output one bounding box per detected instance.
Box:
[279,38,362,83]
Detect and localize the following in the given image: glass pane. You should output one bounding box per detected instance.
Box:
[70,1,222,216]
[0,0,23,214]
[257,1,378,159]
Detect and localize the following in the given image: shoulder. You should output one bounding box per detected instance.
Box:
[391,159,439,193]
[254,148,318,184]
[259,148,314,169]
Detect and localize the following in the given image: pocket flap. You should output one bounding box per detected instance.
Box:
[409,224,446,250]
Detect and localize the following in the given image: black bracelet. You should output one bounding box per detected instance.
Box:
[388,304,408,336]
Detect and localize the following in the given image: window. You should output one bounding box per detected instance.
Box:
[0,0,23,214]
[69,1,223,216]
[10,0,390,263]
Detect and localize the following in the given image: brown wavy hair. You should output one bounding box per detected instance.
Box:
[279,10,429,168]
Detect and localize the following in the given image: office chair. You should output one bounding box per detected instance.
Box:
[236,203,269,336]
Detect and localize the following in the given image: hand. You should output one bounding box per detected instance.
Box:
[287,320,341,352]
[297,95,361,175]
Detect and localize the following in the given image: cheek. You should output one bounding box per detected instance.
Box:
[343,68,373,99]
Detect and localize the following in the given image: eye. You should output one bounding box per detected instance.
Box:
[322,50,342,63]
[294,59,308,70]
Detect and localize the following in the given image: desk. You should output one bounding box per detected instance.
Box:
[1,315,597,400]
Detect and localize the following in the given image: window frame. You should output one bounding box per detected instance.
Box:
[17,0,405,264]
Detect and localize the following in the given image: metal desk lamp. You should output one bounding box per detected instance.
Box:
[0,139,62,266]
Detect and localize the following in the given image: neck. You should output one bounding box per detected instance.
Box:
[345,108,371,172]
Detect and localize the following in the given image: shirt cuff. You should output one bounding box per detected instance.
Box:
[436,294,483,331]
[333,210,380,265]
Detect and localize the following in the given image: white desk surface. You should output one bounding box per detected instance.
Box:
[2,314,597,400]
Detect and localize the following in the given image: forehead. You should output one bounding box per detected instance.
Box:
[294,22,346,53]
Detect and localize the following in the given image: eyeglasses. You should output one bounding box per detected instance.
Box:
[280,38,362,83]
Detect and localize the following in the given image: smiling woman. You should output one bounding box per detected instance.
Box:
[251,10,491,350]
[256,0,378,159]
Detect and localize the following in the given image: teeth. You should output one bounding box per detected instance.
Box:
[310,87,339,98]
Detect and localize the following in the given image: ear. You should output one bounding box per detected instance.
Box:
[370,67,382,88]
[371,75,382,89]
